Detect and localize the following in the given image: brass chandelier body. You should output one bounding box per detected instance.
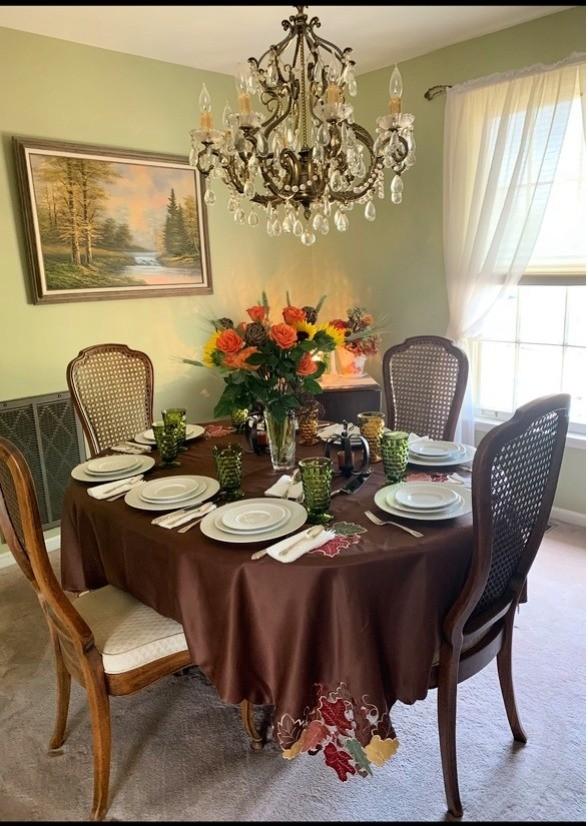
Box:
[190,5,416,245]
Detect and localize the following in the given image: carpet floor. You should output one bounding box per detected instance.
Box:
[0,523,585,822]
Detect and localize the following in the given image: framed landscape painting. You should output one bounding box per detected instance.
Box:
[13,136,213,303]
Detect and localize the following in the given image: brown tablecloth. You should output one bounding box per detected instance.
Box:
[60,431,473,778]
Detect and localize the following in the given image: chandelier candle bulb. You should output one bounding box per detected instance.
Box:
[199,83,214,130]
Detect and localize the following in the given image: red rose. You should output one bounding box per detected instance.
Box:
[283,306,306,326]
[247,305,266,323]
[270,323,298,350]
[331,319,348,330]
[216,328,244,354]
[296,352,318,377]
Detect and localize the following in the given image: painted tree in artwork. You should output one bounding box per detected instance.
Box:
[76,159,120,264]
[164,188,192,256]
[182,195,201,259]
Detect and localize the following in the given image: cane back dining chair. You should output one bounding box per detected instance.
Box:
[382,335,469,440]
[428,393,570,817]
[66,343,154,456]
[0,436,195,820]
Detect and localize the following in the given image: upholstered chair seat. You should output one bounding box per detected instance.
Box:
[73,585,188,675]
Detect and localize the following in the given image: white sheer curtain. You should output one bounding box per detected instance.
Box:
[443,54,585,443]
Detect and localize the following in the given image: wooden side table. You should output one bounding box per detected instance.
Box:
[318,374,382,424]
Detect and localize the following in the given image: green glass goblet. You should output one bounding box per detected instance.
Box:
[212,443,244,501]
[152,421,181,468]
[162,408,188,451]
[380,430,409,483]
[299,456,334,525]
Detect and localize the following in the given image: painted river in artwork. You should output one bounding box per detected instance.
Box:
[121,251,202,284]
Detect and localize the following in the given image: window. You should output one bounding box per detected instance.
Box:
[473,86,585,433]
[475,285,585,431]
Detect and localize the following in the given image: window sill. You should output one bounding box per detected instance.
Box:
[475,417,586,451]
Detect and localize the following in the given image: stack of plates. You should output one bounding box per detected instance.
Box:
[200,498,307,544]
[124,475,219,511]
[134,424,205,446]
[374,481,472,521]
[71,454,155,483]
[408,438,475,467]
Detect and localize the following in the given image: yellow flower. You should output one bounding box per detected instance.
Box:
[202,331,222,367]
[295,320,317,339]
[316,322,345,348]
[364,734,399,767]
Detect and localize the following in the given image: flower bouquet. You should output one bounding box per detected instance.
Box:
[330,307,381,377]
[184,293,344,469]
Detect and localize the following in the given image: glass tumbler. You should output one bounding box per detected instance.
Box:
[298,401,320,446]
[212,443,244,501]
[162,408,187,451]
[152,420,181,467]
[358,411,386,463]
[380,430,409,483]
[298,457,334,525]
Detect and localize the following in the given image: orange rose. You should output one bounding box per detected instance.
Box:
[247,305,266,322]
[224,346,259,370]
[283,306,306,326]
[216,328,244,354]
[296,352,318,377]
[363,314,374,326]
[270,323,298,350]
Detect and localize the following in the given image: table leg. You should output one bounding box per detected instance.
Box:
[240,700,264,751]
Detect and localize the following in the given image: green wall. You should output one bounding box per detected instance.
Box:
[0,9,585,530]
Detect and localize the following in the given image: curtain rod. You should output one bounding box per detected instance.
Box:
[424,84,452,100]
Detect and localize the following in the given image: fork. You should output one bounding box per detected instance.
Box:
[364,510,424,538]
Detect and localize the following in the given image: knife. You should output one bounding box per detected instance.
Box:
[330,472,370,498]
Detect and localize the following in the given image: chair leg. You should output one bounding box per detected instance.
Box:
[48,639,71,750]
[497,608,527,744]
[437,644,463,818]
[239,700,264,751]
[86,674,112,821]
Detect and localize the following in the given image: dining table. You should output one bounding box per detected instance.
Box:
[60,423,475,781]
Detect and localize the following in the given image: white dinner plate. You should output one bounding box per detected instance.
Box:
[409,439,464,459]
[393,483,459,510]
[71,455,155,483]
[139,476,205,503]
[134,424,206,445]
[200,497,307,544]
[86,455,142,475]
[214,511,291,536]
[124,475,219,511]
[407,444,476,467]
[389,493,464,516]
[221,501,289,532]
[374,482,472,521]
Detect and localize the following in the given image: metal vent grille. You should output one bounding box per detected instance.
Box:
[0,391,86,529]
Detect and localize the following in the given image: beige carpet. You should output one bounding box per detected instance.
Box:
[0,523,585,822]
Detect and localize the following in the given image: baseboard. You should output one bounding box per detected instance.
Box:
[551,507,586,527]
[0,531,60,569]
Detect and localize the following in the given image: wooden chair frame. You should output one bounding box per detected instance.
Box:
[427,394,570,816]
[382,335,469,440]
[66,343,154,457]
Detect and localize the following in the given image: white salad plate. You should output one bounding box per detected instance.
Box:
[125,475,219,512]
[375,482,472,521]
[409,439,465,459]
[71,455,155,483]
[86,455,142,475]
[221,501,290,532]
[215,512,291,537]
[200,498,307,544]
[407,443,476,467]
[134,424,206,446]
[393,483,459,510]
[139,476,205,504]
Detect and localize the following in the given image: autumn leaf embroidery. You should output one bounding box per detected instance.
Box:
[364,734,399,767]
[319,697,352,734]
[323,743,357,781]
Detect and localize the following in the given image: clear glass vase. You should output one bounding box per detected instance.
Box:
[264,410,297,471]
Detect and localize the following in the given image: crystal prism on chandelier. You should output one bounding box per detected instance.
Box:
[189,4,416,246]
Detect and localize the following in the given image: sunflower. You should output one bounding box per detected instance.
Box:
[294,320,317,340]
[202,330,222,367]
[316,322,345,348]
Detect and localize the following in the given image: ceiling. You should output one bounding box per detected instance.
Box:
[0,5,571,76]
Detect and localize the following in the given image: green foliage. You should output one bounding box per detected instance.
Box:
[164,188,192,256]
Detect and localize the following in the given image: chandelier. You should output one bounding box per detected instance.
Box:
[189,4,415,246]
